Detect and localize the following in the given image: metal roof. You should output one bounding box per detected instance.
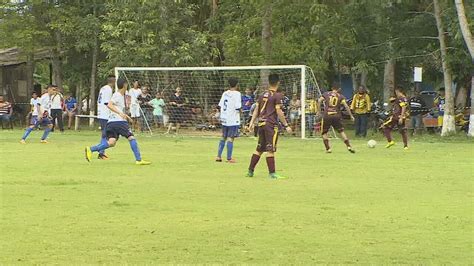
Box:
[0,47,52,66]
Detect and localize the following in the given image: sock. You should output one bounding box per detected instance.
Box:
[344,139,351,148]
[41,127,52,140]
[217,139,225,158]
[401,129,408,147]
[226,141,234,160]
[384,128,392,142]
[248,154,260,171]
[91,142,109,153]
[323,139,330,150]
[129,139,142,161]
[22,127,33,140]
[266,156,275,174]
[98,137,108,155]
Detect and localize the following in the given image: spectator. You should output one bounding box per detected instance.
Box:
[64,93,77,130]
[241,88,254,128]
[166,87,185,134]
[281,91,290,117]
[433,87,446,130]
[129,80,142,131]
[0,95,13,129]
[50,86,64,132]
[351,85,371,137]
[208,105,220,128]
[305,94,318,137]
[137,86,153,132]
[289,93,301,133]
[409,89,427,136]
[149,92,166,128]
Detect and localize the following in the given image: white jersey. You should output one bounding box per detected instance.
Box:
[50,93,63,109]
[108,91,126,122]
[218,90,241,126]
[30,98,40,116]
[129,88,142,105]
[97,85,113,120]
[40,93,51,113]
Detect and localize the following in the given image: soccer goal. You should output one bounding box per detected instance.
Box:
[115,65,325,139]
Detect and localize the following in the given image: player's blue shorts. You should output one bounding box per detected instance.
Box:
[30,115,52,127]
[222,125,240,139]
[106,121,133,140]
[98,118,108,138]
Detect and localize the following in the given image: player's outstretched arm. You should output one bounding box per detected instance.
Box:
[343,101,355,121]
[107,102,131,122]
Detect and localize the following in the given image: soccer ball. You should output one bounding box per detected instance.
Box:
[367,139,377,148]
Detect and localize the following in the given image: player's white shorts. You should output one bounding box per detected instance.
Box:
[130,104,141,118]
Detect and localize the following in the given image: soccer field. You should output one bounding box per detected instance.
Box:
[0,130,472,264]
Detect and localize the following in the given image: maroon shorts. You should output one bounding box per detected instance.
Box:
[256,124,279,153]
[383,115,406,130]
[322,114,344,134]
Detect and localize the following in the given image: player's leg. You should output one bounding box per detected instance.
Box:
[266,126,287,179]
[57,110,64,132]
[97,119,109,159]
[216,126,227,162]
[247,126,265,177]
[21,116,39,143]
[339,130,355,153]
[226,126,239,162]
[383,116,396,148]
[40,118,53,143]
[175,123,180,134]
[321,116,331,153]
[334,116,354,153]
[399,119,409,149]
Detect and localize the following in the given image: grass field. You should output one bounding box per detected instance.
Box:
[0,129,472,264]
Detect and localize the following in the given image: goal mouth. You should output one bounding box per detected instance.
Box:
[115,65,331,138]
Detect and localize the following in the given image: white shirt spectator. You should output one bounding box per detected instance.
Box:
[218,90,241,126]
[50,93,63,109]
[108,92,127,122]
[97,85,113,120]
[129,88,142,105]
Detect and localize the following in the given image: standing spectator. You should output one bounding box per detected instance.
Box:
[409,89,426,136]
[433,87,446,131]
[351,85,371,137]
[289,93,301,133]
[0,95,13,128]
[129,80,142,131]
[50,85,64,132]
[149,92,166,129]
[305,94,317,137]
[241,88,254,128]
[64,93,77,130]
[137,86,154,132]
[166,87,185,134]
[281,91,290,118]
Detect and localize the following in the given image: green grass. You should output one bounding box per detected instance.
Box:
[0,129,472,264]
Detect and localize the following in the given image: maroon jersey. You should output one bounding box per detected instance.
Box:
[321,91,347,115]
[392,96,408,116]
[256,89,283,127]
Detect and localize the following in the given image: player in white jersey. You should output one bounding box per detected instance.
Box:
[20,86,54,143]
[129,80,142,131]
[215,77,242,163]
[85,78,150,165]
[94,75,115,160]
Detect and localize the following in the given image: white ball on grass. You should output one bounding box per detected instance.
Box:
[367,139,377,148]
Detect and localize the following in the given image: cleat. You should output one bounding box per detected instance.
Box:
[246,170,254,177]
[20,139,26,144]
[385,141,396,148]
[404,146,409,150]
[85,147,92,162]
[226,158,236,163]
[348,147,356,153]
[269,173,288,179]
[215,157,222,162]
[40,139,48,143]
[98,154,109,160]
[136,160,151,165]
[326,149,332,153]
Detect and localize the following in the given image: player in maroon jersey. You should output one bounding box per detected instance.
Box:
[382,86,409,149]
[246,74,292,179]
[317,82,355,153]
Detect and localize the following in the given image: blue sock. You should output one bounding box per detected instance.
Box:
[41,127,52,140]
[22,127,33,140]
[129,139,142,161]
[226,141,234,160]
[217,139,225,158]
[91,142,109,153]
[98,137,107,155]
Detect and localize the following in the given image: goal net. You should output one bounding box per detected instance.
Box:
[115,65,327,139]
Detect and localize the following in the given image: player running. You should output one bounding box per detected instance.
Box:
[216,77,242,163]
[94,75,115,160]
[246,74,292,179]
[317,83,355,153]
[383,86,409,150]
[85,78,151,165]
[20,86,54,144]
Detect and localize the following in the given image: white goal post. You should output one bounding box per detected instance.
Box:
[115,65,325,139]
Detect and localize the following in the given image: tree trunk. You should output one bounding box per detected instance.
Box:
[434,0,456,136]
[455,0,474,59]
[76,78,83,115]
[89,1,98,127]
[51,31,62,89]
[383,59,395,106]
[351,71,359,92]
[468,74,474,136]
[360,71,368,88]
[455,85,468,108]
[26,53,34,98]
[260,2,272,88]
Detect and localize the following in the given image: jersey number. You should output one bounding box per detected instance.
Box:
[223,99,228,111]
[98,92,102,104]
[329,96,338,107]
